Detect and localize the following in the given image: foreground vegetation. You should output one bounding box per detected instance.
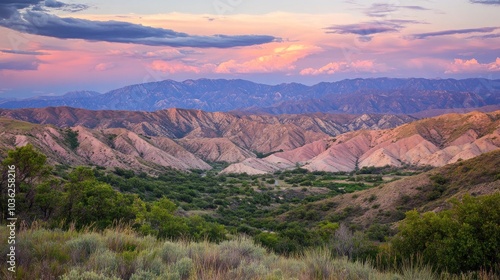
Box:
[1,224,497,280]
[0,145,499,278]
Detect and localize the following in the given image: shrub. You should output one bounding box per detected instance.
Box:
[172,257,193,279]
[161,242,187,264]
[64,129,80,150]
[129,270,159,280]
[60,269,120,280]
[218,238,267,269]
[66,233,104,263]
[392,193,500,273]
[87,249,121,275]
[227,260,268,280]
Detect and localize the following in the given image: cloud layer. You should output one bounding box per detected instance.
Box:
[0,1,277,48]
[325,19,422,41]
[412,27,499,39]
[470,0,500,5]
[446,57,500,73]
[365,3,429,17]
[300,60,378,75]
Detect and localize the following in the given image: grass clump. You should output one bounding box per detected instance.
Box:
[66,233,104,263]
[1,223,499,280]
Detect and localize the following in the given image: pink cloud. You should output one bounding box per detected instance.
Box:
[445,57,500,73]
[300,60,378,75]
[215,44,320,74]
[150,60,201,73]
[94,62,116,71]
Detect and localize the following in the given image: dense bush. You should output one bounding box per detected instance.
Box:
[391,193,500,273]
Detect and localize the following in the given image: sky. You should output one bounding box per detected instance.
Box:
[0,0,499,98]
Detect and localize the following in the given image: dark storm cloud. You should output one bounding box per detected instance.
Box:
[412,27,499,39]
[0,1,277,48]
[0,0,41,18]
[0,0,87,17]
[42,0,89,12]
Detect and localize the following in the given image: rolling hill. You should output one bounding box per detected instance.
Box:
[279,149,500,228]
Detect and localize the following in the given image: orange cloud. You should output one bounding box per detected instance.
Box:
[215,44,320,74]
[300,60,378,75]
[445,57,500,73]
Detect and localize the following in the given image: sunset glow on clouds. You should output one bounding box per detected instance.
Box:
[446,58,500,74]
[300,60,380,76]
[0,0,499,97]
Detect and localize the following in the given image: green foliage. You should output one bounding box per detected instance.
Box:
[136,197,188,239]
[0,145,227,242]
[60,269,121,280]
[366,223,393,242]
[2,144,51,183]
[255,149,283,159]
[392,193,500,273]
[63,167,137,229]
[34,178,63,220]
[1,220,499,279]
[67,233,105,263]
[316,221,340,242]
[64,128,80,150]
[186,215,227,242]
[173,257,193,279]
[1,144,52,221]
[2,144,498,276]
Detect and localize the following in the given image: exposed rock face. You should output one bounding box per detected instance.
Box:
[177,138,254,163]
[221,157,293,175]
[1,108,498,174]
[223,111,500,173]
[0,119,211,173]
[0,107,414,154]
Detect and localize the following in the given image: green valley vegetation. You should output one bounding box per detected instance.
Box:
[1,145,499,279]
[64,128,80,150]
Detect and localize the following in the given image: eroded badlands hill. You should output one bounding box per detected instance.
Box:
[0,107,413,156]
[0,119,209,173]
[223,111,500,174]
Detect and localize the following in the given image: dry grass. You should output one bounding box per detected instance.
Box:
[1,224,498,280]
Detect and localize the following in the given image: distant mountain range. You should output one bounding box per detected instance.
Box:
[1,78,499,114]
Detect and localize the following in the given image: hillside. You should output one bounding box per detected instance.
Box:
[0,108,413,172]
[1,109,498,175]
[0,78,498,114]
[0,119,210,173]
[280,149,500,228]
[0,107,414,155]
[224,111,500,174]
